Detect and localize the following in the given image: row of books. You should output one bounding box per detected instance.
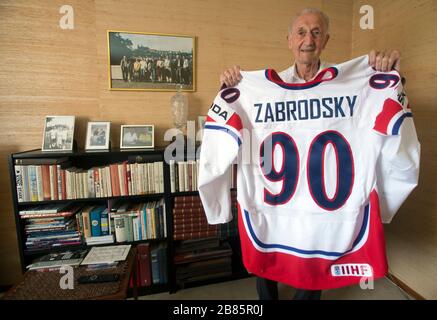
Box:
[71,200,167,245]
[14,158,164,203]
[169,160,199,193]
[26,245,131,271]
[22,203,83,251]
[109,200,167,244]
[130,243,168,288]
[169,161,237,193]
[20,199,168,251]
[174,238,233,287]
[172,193,238,240]
[173,195,216,240]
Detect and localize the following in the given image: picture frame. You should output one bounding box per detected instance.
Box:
[120,125,154,149]
[41,116,75,152]
[107,30,196,92]
[85,121,111,150]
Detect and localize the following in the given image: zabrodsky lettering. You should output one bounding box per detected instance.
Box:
[254,95,358,123]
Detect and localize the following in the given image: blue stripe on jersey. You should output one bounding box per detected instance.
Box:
[392,112,413,135]
[244,203,369,258]
[205,124,241,146]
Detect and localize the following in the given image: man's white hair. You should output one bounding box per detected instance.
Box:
[288,8,330,35]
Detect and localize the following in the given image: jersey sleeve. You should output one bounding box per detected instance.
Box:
[371,74,420,222]
[198,88,243,224]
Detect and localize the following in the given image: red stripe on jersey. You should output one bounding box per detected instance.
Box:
[226,113,243,131]
[373,98,403,135]
[237,190,388,290]
[206,115,216,123]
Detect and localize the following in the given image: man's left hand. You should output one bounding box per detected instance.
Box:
[369,50,401,72]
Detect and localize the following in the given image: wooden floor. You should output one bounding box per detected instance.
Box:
[140,276,412,300]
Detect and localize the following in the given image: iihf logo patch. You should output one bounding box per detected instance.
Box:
[331,264,373,277]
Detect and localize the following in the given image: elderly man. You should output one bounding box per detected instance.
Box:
[219,8,402,300]
[220,8,401,86]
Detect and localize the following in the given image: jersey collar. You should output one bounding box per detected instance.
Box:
[265,66,338,90]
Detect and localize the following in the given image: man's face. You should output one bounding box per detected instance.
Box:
[288,13,329,64]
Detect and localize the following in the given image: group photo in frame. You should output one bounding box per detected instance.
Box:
[41,116,75,152]
[120,125,154,149]
[85,121,111,150]
[107,30,196,91]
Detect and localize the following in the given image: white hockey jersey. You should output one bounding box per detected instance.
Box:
[198,55,420,290]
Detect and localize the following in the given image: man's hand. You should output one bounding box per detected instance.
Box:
[219,65,242,87]
[369,50,401,72]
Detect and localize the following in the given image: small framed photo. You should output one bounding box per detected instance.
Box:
[85,121,110,150]
[120,125,154,149]
[41,116,75,152]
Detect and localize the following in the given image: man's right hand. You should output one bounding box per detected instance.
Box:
[219,66,242,87]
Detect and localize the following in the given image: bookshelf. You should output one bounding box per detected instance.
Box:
[8,147,248,297]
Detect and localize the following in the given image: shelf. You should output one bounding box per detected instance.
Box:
[24,244,87,256]
[17,193,166,206]
[10,148,244,297]
[171,191,199,197]
[24,238,168,256]
[171,188,236,197]
[12,147,167,159]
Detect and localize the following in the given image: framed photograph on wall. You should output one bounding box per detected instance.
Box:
[120,125,154,149]
[85,121,110,150]
[41,116,75,152]
[107,30,196,92]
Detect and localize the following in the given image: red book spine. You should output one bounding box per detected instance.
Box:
[41,164,51,200]
[61,169,67,200]
[137,243,152,287]
[126,163,132,196]
[52,165,58,200]
[110,164,121,197]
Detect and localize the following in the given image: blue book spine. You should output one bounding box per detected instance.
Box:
[90,209,102,237]
[159,245,168,284]
[142,207,148,239]
[151,248,160,284]
[100,209,109,236]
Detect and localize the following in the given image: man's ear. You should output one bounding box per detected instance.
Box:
[322,34,330,49]
[287,33,293,49]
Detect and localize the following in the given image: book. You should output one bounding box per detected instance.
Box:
[90,206,106,237]
[100,208,109,236]
[26,249,88,270]
[137,243,152,287]
[114,216,127,242]
[85,234,114,245]
[15,165,24,202]
[80,244,131,265]
[81,206,94,238]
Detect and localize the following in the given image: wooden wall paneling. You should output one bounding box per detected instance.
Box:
[352,0,437,299]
